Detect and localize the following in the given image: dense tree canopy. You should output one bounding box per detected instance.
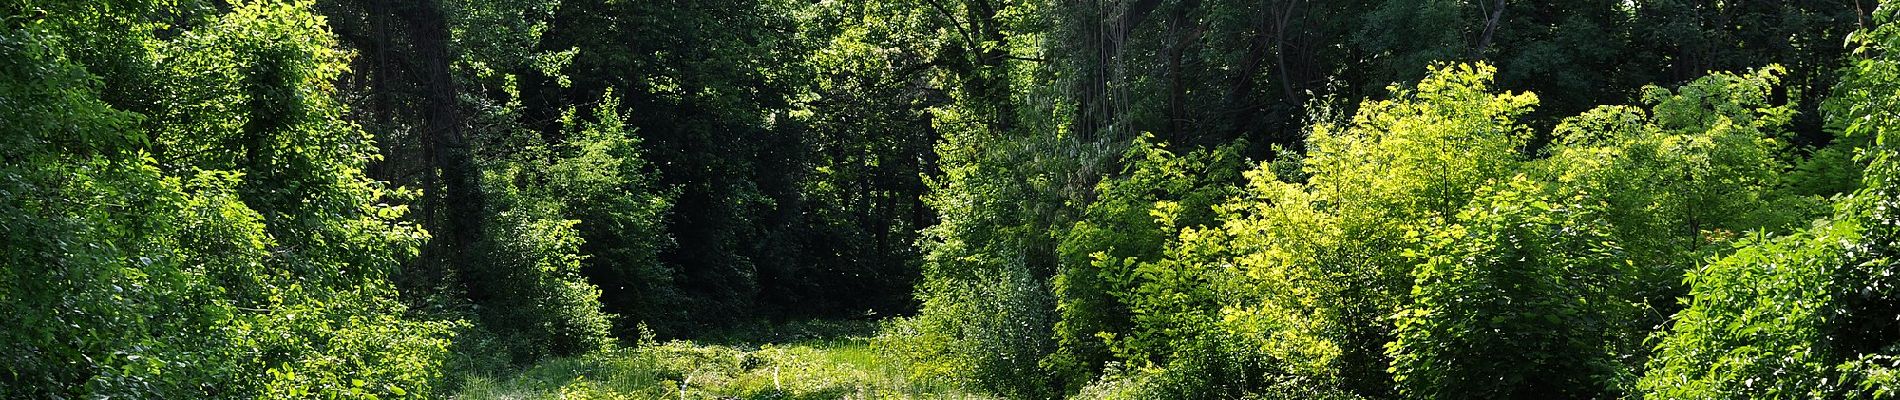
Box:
[4,0,1897,399]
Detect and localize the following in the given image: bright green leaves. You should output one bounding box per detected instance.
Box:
[1645,65,1793,135]
[1639,222,1857,399]
[1049,134,1245,387]
[1,1,454,398]
[1638,4,1900,398]
[1052,63,1544,398]
[154,0,360,178]
[1221,63,1540,395]
[449,0,564,92]
[1536,68,1824,350]
[0,19,143,159]
[1833,1,1900,244]
[1306,63,1537,222]
[1048,60,1833,399]
[1388,176,1630,399]
[177,171,275,307]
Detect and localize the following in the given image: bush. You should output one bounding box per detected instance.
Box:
[472,203,616,361]
[1200,63,1538,397]
[0,2,458,397]
[896,263,1061,399]
[1387,176,1631,399]
[1639,221,1860,398]
[1050,134,1243,387]
[465,91,675,363]
[1640,6,1900,397]
[1536,68,1824,331]
[544,93,681,335]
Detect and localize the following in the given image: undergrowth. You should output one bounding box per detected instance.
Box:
[454,320,984,399]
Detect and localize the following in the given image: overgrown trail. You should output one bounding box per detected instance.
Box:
[454,321,987,400]
[12,1,1900,399]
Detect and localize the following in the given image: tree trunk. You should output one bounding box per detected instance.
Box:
[399,0,489,301]
[1473,0,1506,60]
[1164,0,1202,146]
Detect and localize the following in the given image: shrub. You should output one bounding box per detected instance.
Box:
[0,2,458,397]
[1640,5,1900,397]
[476,166,616,362]
[1050,134,1243,386]
[1387,176,1631,399]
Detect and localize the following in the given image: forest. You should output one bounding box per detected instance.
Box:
[4,0,1900,398]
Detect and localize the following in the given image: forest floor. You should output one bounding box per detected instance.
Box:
[452,320,986,400]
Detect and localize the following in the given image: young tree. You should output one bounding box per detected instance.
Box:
[1641,5,1900,396]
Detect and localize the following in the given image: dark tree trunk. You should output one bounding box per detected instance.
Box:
[1473,0,1506,60]
[398,0,489,302]
[1163,0,1202,146]
[1220,3,1278,144]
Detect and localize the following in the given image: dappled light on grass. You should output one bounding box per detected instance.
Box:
[454,327,986,400]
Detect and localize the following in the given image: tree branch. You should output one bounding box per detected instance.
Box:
[1473,0,1506,60]
[920,0,980,49]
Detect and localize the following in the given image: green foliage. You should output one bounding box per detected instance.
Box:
[471,201,615,361]
[1536,67,1827,347]
[1031,61,1829,400]
[469,93,675,362]
[1,1,456,398]
[458,335,976,400]
[9,0,1898,399]
[779,0,941,317]
[896,0,1074,394]
[544,93,681,335]
[902,98,1068,398]
[1543,67,1809,239]
[1630,0,1864,144]
[1639,222,1861,398]
[1307,63,1538,220]
[1212,63,1538,396]
[1049,134,1244,384]
[536,0,813,326]
[1388,176,1630,399]
[1035,63,1547,400]
[898,263,1061,399]
[1641,5,1900,398]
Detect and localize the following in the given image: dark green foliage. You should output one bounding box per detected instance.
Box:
[9,0,1900,398]
[547,95,682,336]
[530,0,807,327]
[468,93,667,362]
[310,0,937,359]
[1629,0,1867,145]
[319,0,673,353]
[885,1,1080,397]
[780,2,941,317]
[468,192,609,361]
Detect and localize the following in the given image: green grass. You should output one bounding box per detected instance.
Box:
[453,321,988,400]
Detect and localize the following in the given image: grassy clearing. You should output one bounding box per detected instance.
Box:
[454,321,987,400]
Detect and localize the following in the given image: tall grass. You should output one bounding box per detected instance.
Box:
[454,321,987,400]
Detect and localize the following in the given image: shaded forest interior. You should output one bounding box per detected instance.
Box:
[7,0,1900,399]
